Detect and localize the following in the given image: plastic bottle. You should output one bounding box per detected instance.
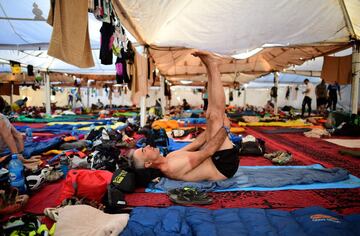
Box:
[106,121,112,131]
[90,124,95,131]
[71,126,78,137]
[59,156,69,177]
[8,154,27,193]
[25,127,33,143]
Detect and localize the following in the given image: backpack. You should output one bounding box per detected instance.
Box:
[239,138,266,156]
[57,169,112,205]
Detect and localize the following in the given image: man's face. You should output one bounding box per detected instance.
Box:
[135,145,161,163]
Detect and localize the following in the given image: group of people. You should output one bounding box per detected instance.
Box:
[301,79,341,117]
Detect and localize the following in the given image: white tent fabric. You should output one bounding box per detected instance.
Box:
[0,0,116,74]
[116,0,360,55]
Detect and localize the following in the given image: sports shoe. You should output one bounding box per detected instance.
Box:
[264,151,283,160]
[272,152,292,165]
[168,187,212,205]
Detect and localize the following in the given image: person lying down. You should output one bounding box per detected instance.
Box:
[130,51,239,182]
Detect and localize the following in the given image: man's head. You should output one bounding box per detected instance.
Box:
[23,97,28,102]
[304,79,309,84]
[131,145,162,169]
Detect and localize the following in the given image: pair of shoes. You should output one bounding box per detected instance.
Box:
[43,166,64,182]
[0,187,29,215]
[272,152,292,165]
[264,151,283,160]
[168,187,213,205]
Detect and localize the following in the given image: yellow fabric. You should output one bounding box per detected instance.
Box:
[43,150,63,155]
[238,119,309,127]
[11,103,20,111]
[46,121,125,130]
[78,122,125,131]
[47,122,93,126]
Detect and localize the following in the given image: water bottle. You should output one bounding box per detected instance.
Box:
[8,154,27,193]
[106,121,112,131]
[60,156,69,176]
[71,126,78,137]
[90,124,95,131]
[25,128,33,143]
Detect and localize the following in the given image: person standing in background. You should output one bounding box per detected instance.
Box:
[301,79,314,117]
[327,81,341,111]
[315,79,328,115]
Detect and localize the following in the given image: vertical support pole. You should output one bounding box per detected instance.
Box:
[159,76,166,116]
[87,86,90,108]
[10,81,13,105]
[140,95,146,127]
[274,72,279,115]
[44,73,51,115]
[351,43,359,114]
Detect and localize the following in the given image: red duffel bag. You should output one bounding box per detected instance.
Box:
[57,169,113,204]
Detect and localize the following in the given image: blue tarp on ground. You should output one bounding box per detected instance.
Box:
[146,164,360,193]
[0,137,63,158]
[121,206,360,236]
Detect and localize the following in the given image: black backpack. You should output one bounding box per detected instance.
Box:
[239,138,266,156]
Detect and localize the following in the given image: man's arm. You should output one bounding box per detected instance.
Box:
[0,122,20,154]
[178,130,207,152]
[186,127,228,169]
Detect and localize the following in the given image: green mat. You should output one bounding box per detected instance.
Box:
[112,111,139,117]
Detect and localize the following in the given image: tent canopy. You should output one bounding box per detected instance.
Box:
[114,0,359,81]
[0,0,359,85]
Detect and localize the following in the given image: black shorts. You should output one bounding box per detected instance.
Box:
[211,147,239,178]
[317,98,327,106]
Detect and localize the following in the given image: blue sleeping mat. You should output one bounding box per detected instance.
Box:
[121,206,360,236]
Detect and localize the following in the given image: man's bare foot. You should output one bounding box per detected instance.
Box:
[192,51,222,66]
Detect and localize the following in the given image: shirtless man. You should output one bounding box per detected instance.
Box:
[132,51,239,182]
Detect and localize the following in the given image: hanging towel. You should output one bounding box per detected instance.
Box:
[47,0,94,68]
[321,55,352,85]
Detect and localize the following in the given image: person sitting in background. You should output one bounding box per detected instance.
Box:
[315,79,327,115]
[96,99,104,109]
[264,100,274,113]
[182,99,191,110]
[11,97,28,113]
[0,112,24,156]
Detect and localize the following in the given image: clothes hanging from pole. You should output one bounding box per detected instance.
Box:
[47,0,94,68]
[115,48,130,84]
[321,55,352,85]
[100,22,114,65]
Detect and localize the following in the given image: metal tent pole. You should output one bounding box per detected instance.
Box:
[274,72,279,115]
[351,43,360,114]
[44,73,51,115]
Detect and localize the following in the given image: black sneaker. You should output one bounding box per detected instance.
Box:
[168,187,212,205]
